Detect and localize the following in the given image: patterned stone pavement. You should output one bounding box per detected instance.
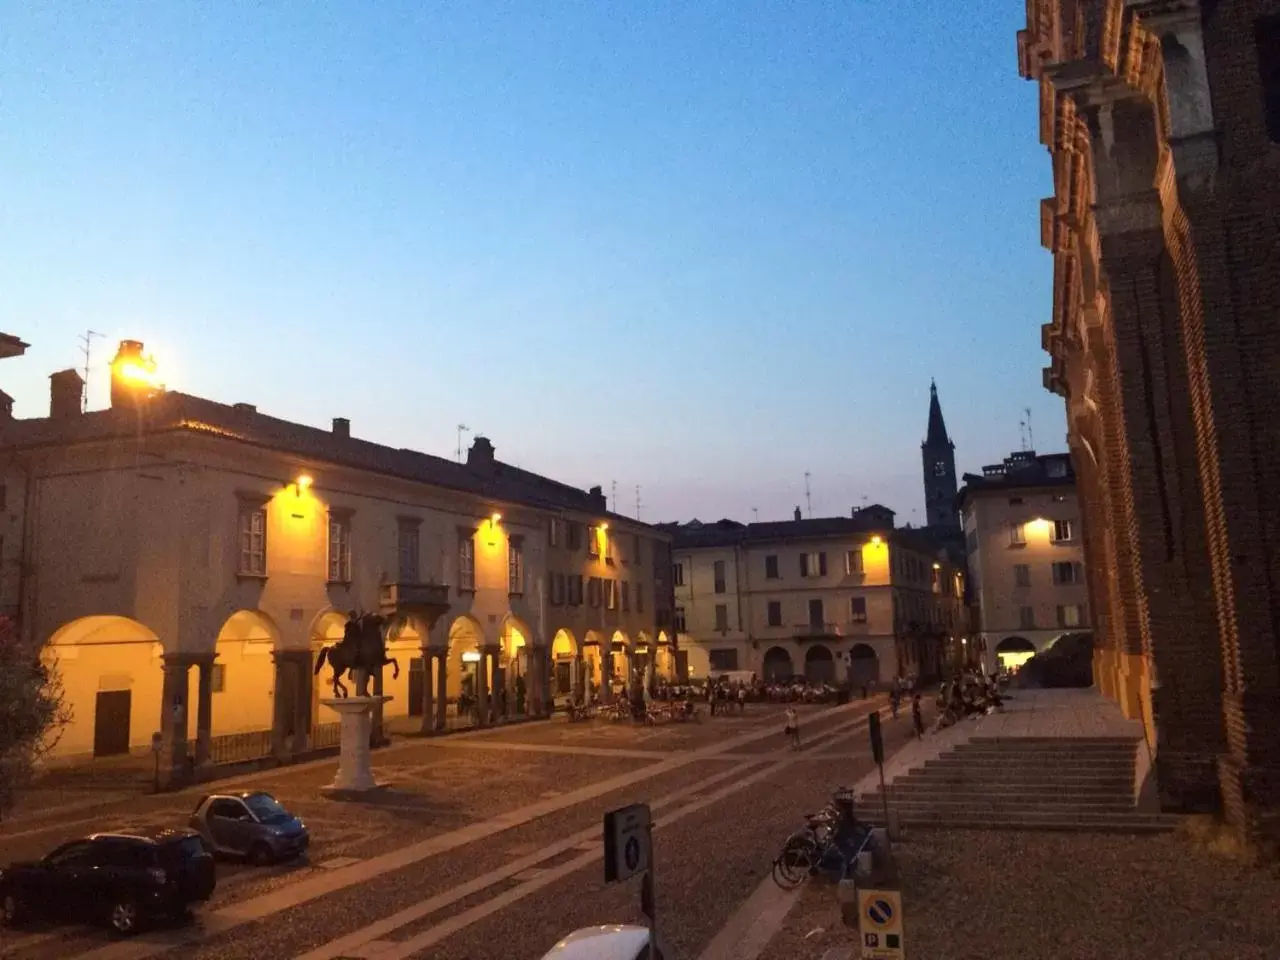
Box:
[0,700,895,960]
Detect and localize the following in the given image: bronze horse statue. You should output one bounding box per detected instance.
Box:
[314,611,401,698]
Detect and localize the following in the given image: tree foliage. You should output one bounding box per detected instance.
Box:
[0,616,72,820]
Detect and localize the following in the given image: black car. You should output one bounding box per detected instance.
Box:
[0,827,216,935]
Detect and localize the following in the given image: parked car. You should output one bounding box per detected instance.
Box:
[189,791,309,865]
[540,925,667,960]
[0,827,215,936]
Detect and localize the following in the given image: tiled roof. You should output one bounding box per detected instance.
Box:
[666,513,951,554]
[0,390,657,529]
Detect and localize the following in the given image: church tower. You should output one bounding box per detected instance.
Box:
[921,380,959,531]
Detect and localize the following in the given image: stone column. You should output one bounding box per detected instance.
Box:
[270,651,290,761]
[194,655,215,768]
[159,656,190,787]
[435,649,448,732]
[419,646,435,735]
[476,648,491,727]
[574,653,586,702]
[527,646,544,718]
[292,652,313,754]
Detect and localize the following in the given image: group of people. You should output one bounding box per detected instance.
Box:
[933,669,1005,730]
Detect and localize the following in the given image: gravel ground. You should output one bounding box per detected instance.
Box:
[761,828,1280,960]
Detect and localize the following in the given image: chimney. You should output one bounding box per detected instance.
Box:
[0,389,13,421]
[467,436,495,471]
[109,340,160,409]
[49,369,84,419]
[793,506,802,521]
[232,403,256,414]
[332,417,350,439]
[588,485,607,510]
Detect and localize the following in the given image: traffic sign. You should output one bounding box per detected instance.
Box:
[858,888,905,959]
[602,803,652,883]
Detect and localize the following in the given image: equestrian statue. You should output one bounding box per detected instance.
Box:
[314,610,402,698]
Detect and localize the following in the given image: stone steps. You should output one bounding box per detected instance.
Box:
[858,796,1138,816]
[910,768,1134,783]
[947,750,1137,762]
[872,785,1133,803]
[855,808,1177,834]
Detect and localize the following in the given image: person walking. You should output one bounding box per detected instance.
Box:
[911,692,925,739]
[785,706,801,749]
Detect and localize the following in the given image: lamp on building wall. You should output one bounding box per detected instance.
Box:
[485,512,502,547]
[293,474,313,496]
[869,535,883,546]
[932,562,941,570]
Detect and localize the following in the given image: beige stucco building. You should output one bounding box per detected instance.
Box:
[958,450,1090,669]
[665,506,968,686]
[0,341,674,781]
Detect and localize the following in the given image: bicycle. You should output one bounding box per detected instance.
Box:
[771,789,871,890]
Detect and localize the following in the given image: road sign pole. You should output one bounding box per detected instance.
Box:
[642,822,657,960]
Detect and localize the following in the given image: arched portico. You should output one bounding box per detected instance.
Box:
[499,615,534,717]
[213,610,279,738]
[762,646,793,682]
[996,635,1037,672]
[551,629,578,699]
[448,616,487,725]
[848,643,879,687]
[804,644,835,684]
[46,615,163,761]
[583,630,605,702]
[610,630,632,695]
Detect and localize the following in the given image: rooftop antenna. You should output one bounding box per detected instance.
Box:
[804,471,813,518]
[455,424,470,462]
[78,329,104,412]
[1025,407,1034,451]
[635,485,642,520]
[611,480,617,512]
[1018,415,1028,452]
[751,507,759,522]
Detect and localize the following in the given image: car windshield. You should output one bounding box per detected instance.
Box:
[243,794,288,821]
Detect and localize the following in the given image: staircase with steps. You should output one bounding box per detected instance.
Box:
[856,734,1177,833]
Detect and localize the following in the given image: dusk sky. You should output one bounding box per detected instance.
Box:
[1,1,1064,525]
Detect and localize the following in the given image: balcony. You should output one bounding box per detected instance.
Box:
[793,622,842,641]
[378,581,451,618]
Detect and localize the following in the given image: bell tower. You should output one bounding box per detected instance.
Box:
[921,380,959,531]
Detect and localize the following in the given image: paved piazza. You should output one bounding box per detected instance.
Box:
[0,698,922,960]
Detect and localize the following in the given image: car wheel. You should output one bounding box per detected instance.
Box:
[1,892,25,928]
[108,899,139,936]
[248,842,274,867]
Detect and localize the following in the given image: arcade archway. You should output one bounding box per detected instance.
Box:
[762,646,793,682]
[848,643,879,687]
[804,644,835,684]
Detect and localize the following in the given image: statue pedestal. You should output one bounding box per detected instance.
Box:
[319,696,392,796]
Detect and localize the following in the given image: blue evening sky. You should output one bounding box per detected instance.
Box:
[0,0,1061,524]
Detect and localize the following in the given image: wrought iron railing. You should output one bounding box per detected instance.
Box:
[207,729,274,765]
[311,722,342,750]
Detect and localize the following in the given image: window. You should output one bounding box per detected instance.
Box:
[1053,519,1075,543]
[569,575,583,606]
[397,521,420,583]
[1019,606,1035,629]
[1260,16,1280,142]
[0,484,6,511]
[767,601,783,627]
[1052,561,1084,585]
[1052,494,1067,503]
[458,535,475,591]
[1057,603,1087,628]
[764,555,779,579]
[327,513,352,583]
[550,572,566,606]
[713,560,726,594]
[606,579,618,610]
[604,534,615,565]
[1014,564,1031,587]
[674,607,687,633]
[966,530,978,553]
[621,581,630,612]
[237,504,267,576]
[1008,496,1023,506]
[549,518,562,547]
[933,460,946,476]
[508,539,525,595]
[850,597,867,623]
[709,648,738,672]
[567,523,583,551]
[588,527,600,559]
[672,562,685,587]
[588,577,602,608]
[1046,459,1068,478]
[210,663,226,693]
[800,551,827,578]
[845,550,864,575]
[808,598,824,626]
[714,604,729,631]
[1009,522,1026,546]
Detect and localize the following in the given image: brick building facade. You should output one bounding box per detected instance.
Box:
[1019,1,1280,843]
